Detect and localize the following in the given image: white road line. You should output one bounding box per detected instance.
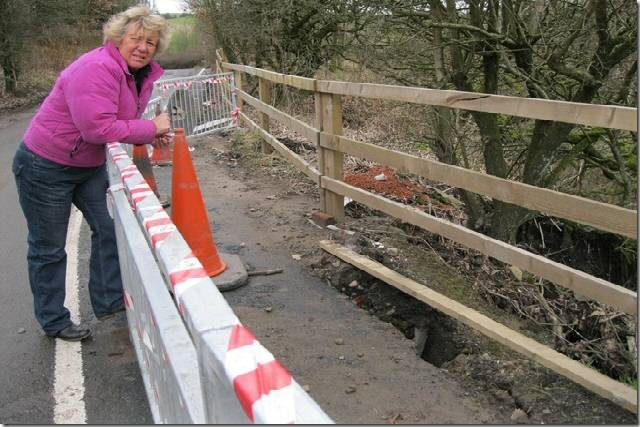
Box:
[53,207,86,424]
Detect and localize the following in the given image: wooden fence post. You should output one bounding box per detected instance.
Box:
[234,70,243,110]
[214,49,221,73]
[318,92,345,221]
[314,92,326,211]
[258,77,274,154]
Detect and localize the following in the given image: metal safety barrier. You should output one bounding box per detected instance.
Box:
[143,72,238,137]
[106,136,332,423]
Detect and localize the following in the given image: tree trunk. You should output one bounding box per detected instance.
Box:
[0,56,18,95]
[429,0,486,229]
[488,203,533,243]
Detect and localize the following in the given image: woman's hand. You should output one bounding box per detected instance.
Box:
[151,133,172,149]
[153,113,171,135]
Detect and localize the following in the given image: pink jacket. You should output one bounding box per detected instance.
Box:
[23,42,164,167]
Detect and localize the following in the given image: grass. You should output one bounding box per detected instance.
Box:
[1,28,99,102]
[620,375,639,390]
[167,15,201,54]
[169,15,197,27]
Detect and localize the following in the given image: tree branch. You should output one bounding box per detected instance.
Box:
[391,7,519,49]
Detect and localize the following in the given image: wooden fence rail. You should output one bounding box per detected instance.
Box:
[319,134,637,238]
[316,80,638,131]
[217,53,638,412]
[233,77,638,239]
[221,61,637,131]
[321,176,637,315]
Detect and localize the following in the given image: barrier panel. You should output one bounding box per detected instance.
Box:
[109,183,205,423]
[106,138,332,423]
[143,72,238,137]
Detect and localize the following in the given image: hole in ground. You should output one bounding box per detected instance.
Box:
[322,260,463,367]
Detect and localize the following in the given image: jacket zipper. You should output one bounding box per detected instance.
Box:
[69,136,83,158]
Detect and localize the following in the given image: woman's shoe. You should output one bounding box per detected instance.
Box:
[96,306,126,321]
[47,324,92,341]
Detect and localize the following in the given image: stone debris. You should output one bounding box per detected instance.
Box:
[510,408,529,424]
[389,413,403,424]
[509,265,523,281]
[311,211,336,227]
[345,385,357,394]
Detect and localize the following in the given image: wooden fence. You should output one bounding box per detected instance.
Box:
[216,50,638,412]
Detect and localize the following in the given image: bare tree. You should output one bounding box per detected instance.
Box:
[188,0,373,77]
[0,0,137,96]
[356,0,637,241]
[187,0,636,244]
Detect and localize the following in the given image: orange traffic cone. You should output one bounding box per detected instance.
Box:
[171,128,227,276]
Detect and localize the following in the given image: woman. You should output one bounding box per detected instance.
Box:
[12,5,172,341]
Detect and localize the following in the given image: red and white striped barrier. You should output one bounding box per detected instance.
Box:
[106,142,329,424]
[226,323,295,423]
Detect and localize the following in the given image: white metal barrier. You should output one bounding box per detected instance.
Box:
[143,72,238,137]
[106,139,332,423]
[108,179,205,423]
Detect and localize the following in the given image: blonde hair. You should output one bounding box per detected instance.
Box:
[103,4,171,54]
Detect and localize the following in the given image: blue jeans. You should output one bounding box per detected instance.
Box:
[12,142,124,334]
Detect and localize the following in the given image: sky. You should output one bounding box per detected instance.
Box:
[155,0,188,14]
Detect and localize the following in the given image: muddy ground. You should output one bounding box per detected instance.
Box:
[156,129,636,424]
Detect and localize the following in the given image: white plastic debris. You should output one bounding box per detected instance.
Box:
[326,224,355,235]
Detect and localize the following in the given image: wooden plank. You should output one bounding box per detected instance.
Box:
[320,93,345,221]
[258,77,273,154]
[321,176,637,315]
[316,80,637,131]
[319,240,638,413]
[221,62,316,91]
[240,112,320,183]
[320,133,637,239]
[237,89,319,144]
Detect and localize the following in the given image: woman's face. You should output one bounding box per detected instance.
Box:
[118,24,159,70]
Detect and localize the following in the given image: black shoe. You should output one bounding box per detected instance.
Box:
[48,324,92,342]
[96,306,126,321]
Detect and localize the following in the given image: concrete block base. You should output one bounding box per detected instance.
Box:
[212,253,249,292]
